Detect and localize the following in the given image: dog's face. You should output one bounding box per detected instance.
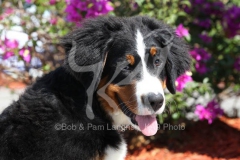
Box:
[63,16,191,136]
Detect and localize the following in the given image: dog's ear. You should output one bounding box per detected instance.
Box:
[61,17,122,91]
[139,16,191,94]
[165,37,191,94]
[151,29,191,94]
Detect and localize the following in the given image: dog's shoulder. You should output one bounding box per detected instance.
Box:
[0,67,125,160]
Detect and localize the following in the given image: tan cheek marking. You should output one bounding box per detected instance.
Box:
[97,77,138,114]
[161,79,167,89]
[115,83,138,114]
[97,76,115,113]
[126,55,135,65]
[150,47,157,56]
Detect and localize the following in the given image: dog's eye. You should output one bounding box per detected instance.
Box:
[155,59,160,66]
[123,65,131,70]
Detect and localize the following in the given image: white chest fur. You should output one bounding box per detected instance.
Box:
[104,138,127,160]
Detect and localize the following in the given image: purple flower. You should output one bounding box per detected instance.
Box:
[190,48,211,61]
[175,71,193,92]
[186,0,224,17]
[19,48,31,63]
[175,24,189,38]
[190,48,211,74]
[222,6,240,38]
[234,57,240,71]
[210,2,224,17]
[195,62,208,74]
[199,34,212,43]
[195,100,223,124]
[195,19,211,29]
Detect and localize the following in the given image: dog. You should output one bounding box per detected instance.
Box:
[0,16,191,160]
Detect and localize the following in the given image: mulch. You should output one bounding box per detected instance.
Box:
[0,72,26,89]
[125,116,240,160]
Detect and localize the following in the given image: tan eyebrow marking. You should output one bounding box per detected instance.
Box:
[150,47,157,56]
[126,54,135,65]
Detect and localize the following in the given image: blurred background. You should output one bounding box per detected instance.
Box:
[0,0,240,159]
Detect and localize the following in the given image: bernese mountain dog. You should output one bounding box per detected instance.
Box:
[0,16,191,160]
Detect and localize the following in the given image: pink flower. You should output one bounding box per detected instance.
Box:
[175,24,189,38]
[19,48,31,63]
[175,72,193,92]
[5,39,19,49]
[26,0,31,3]
[5,8,14,15]
[0,45,5,52]
[50,18,58,25]
[195,100,223,124]
[49,0,56,5]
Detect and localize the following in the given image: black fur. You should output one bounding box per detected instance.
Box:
[0,16,191,160]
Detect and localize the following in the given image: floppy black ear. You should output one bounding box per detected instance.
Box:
[152,29,174,46]
[165,37,191,94]
[137,16,191,94]
[61,17,122,91]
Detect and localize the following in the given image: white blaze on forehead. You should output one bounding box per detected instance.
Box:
[135,30,165,115]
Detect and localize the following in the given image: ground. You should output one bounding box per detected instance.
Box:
[125,116,240,160]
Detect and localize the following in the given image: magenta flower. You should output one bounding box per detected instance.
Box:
[175,72,193,92]
[65,0,113,25]
[199,34,212,43]
[195,100,223,124]
[49,0,56,5]
[3,52,14,60]
[175,24,189,38]
[234,57,240,71]
[5,39,19,49]
[65,4,83,24]
[19,48,31,63]
[190,48,211,74]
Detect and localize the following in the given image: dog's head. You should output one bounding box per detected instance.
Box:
[62,16,191,136]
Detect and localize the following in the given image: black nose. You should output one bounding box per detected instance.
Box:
[143,93,164,111]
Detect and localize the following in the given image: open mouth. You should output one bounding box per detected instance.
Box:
[116,95,158,136]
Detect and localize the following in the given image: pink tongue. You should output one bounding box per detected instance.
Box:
[135,115,158,136]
